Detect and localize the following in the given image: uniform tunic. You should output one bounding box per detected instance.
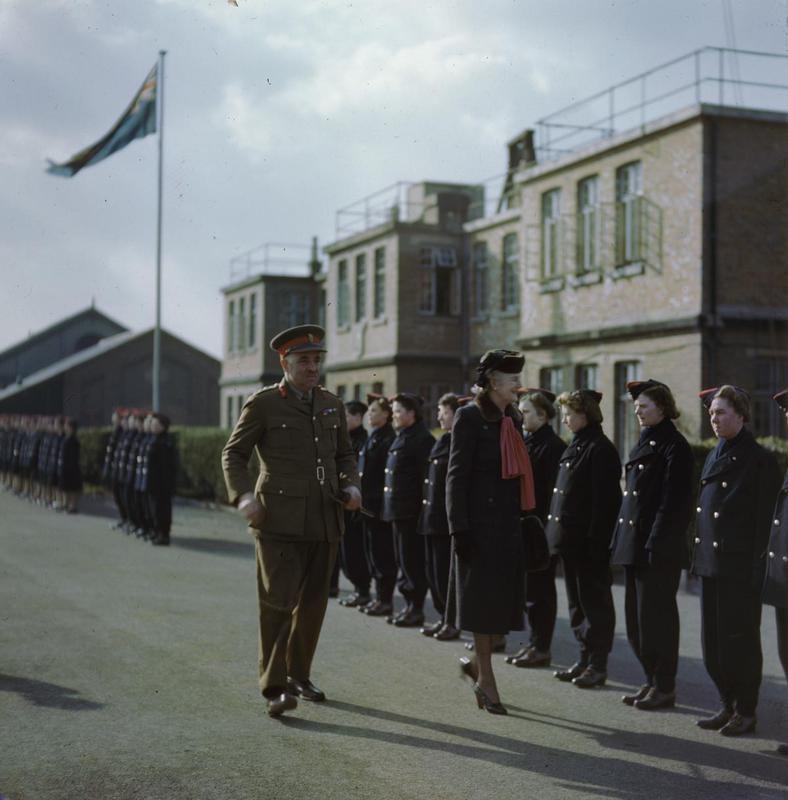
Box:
[222,380,359,695]
[545,423,621,670]
[691,428,781,716]
[446,396,525,635]
[610,417,693,692]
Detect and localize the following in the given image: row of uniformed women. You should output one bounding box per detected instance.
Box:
[449,356,786,752]
[0,413,82,512]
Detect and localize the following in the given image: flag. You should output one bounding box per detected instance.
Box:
[46,63,158,177]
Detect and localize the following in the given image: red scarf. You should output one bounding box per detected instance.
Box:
[500,415,536,511]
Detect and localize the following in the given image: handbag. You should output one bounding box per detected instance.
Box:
[521,514,551,573]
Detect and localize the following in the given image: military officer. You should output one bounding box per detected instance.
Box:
[222,324,361,718]
[692,385,781,737]
[762,388,788,755]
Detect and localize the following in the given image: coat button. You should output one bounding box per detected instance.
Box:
[433,459,439,464]
[783,556,788,563]
[384,468,389,473]
[775,519,781,526]
[424,478,429,484]
[553,487,558,493]
[720,481,727,488]
[649,440,656,446]
[696,506,701,513]
[548,514,552,520]
[632,490,638,496]
[314,437,318,442]
[422,499,427,505]
[694,537,700,544]
[713,512,720,519]
[278,489,283,494]
[638,464,644,470]
[623,491,628,497]
[619,518,624,524]
[281,423,287,428]
[713,541,719,548]
[769,551,775,558]
[629,520,634,526]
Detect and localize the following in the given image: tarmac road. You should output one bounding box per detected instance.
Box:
[1,489,786,800]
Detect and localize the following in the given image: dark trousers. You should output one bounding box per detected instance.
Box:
[112,480,127,521]
[700,576,763,716]
[777,606,788,680]
[526,555,558,652]
[254,537,338,697]
[339,511,371,595]
[392,517,427,609]
[147,491,172,537]
[363,517,397,603]
[423,534,451,616]
[624,562,681,692]
[562,556,616,671]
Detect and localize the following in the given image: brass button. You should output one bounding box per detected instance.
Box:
[696,506,701,513]
[694,537,700,544]
[713,541,719,548]
[619,518,624,524]
[713,511,720,519]
[649,440,656,446]
[775,519,781,526]
[623,491,628,497]
[721,481,728,488]
[769,551,775,558]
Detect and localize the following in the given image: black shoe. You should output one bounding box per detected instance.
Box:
[719,713,756,737]
[473,683,507,715]
[387,604,411,624]
[420,620,444,637]
[776,743,788,756]
[393,608,425,627]
[151,535,170,546]
[696,708,734,730]
[339,593,371,608]
[464,636,506,653]
[512,649,551,668]
[505,646,531,664]
[622,684,651,706]
[554,662,586,682]
[634,688,675,710]
[433,624,461,641]
[572,667,607,688]
[362,600,393,617]
[267,692,298,717]
[286,677,326,702]
[328,587,339,598]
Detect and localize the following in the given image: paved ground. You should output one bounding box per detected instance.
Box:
[1,488,786,800]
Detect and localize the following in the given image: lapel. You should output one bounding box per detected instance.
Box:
[625,419,673,466]
[701,429,753,480]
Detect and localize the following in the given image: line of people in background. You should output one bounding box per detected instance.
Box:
[101,407,178,547]
[0,414,82,512]
[330,372,787,752]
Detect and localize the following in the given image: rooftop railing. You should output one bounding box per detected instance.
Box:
[228,242,316,283]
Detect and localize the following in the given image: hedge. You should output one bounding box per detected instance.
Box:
[79,427,788,505]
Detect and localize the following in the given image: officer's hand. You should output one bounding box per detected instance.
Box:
[342,486,362,511]
[238,495,265,529]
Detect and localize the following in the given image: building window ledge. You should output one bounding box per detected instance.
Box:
[539,277,565,294]
[569,270,603,288]
[498,309,520,318]
[336,324,351,334]
[612,262,645,279]
[371,315,388,327]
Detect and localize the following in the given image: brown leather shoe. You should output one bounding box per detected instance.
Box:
[634,688,676,710]
[622,684,651,706]
[572,667,607,688]
[267,692,298,717]
[696,708,733,730]
[512,649,551,668]
[719,713,756,737]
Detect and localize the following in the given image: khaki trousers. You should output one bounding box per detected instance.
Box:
[254,536,338,697]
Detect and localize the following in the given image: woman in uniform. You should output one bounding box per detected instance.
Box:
[546,389,621,689]
[692,385,781,737]
[610,380,694,710]
[447,350,535,714]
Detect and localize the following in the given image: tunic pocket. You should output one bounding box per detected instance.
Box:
[257,473,309,536]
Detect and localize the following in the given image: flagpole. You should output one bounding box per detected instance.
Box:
[153,49,166,412]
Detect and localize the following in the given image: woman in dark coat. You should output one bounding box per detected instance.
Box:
[763,388,788,755]
[508,388,565,669]
[447,350,535,714]
[610,380,693,710]
[692,385,781,737]
[358,395,397,617]
[546,389,622,689]
[419,393,461,641]
[58,418,83,513]
[381,393,435,627]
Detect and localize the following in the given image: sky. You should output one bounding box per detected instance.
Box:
[1,0,786,360]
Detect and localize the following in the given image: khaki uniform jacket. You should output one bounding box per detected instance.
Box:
[221,380,360,542]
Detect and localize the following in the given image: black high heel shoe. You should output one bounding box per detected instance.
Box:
[472,682,507,715]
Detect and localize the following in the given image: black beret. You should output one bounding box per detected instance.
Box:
[773,388,788,411]
[518,387,557,404]
[627,379,669,400]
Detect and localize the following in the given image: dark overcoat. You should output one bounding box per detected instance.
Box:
[418,431,451,536]
[525,424,565,525]
[610,418,693,567]
[58,434,82,492]
[358,423,395,517]
[146,433,177,497]
[446,394,525,634]
[691,428,781,588]
[545,423,622,561]
[381,422,435,522]
[221,380,359,542]
[763,470,788,609]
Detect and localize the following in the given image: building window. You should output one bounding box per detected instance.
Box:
[373,247,386,318]
[352,383,362,400]
[752,358,788,436]
[337,260,350,327]
[355,253,367,322]
[472,241,489,316]
[281,291,310,329]
[226,395,233,428]
[615,161,643,265]
[336,384,347,400]
[575,363,598,390]
[576,176,600,273]
[238,296,246,350]
[418,246,459,316]
[615,361,641,456]
[541,189,562,279]
[539,366,564,433]
[248,293,256,348]
[227,300,235,353]
[501,234,520,312]
[318,288,326,329]
[371,380,384,396]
